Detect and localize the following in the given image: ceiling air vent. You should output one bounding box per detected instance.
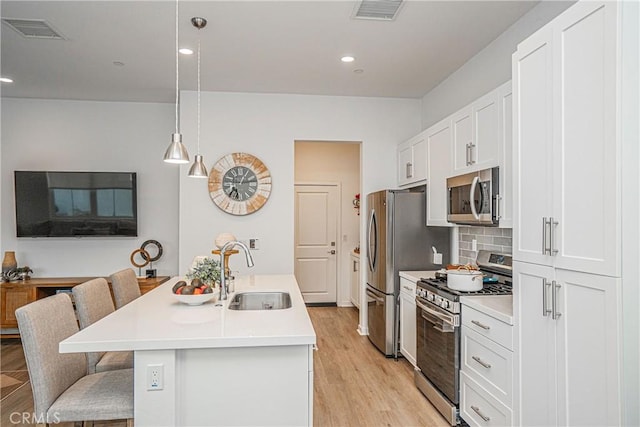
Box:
[2,18,65,39]
[353,0,404,21]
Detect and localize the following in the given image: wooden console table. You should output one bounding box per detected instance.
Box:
[0,276,169,338]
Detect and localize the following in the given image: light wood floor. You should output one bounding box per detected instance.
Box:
[1,307,447,426]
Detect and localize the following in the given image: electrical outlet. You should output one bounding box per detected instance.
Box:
[249,238,259,250]
[472,239,477,252]
[147,364,164,391]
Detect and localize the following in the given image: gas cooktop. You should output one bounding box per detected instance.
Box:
[418,276,512,297]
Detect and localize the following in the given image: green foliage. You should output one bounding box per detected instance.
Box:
[186,257,221,285]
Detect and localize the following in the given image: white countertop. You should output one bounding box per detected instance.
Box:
[460,295,513,325]
[60,275,316,354]
[399,270,439,283]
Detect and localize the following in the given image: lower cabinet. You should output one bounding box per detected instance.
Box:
[514,261,620,427]
[460,303,513,426]
[399,277,417,367]
[350,253,360,309]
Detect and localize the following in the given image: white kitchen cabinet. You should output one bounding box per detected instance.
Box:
[513,261,620,427]
[452,107,473,173]
[397,132,427,187]
[399,277,417,367]
[460,301,513,426]
[350,252,360,309]
[512,0,620,277]
[426,118,453,226]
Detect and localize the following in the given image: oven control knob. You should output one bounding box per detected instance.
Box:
[441,300,449,309]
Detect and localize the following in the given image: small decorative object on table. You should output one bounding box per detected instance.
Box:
[353,193,360,215]
[171,277,219,305]
[16,266,33,281]
[2,251,17,273]
[215,233,236,249]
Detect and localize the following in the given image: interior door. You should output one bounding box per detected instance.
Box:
[294,184,338,303]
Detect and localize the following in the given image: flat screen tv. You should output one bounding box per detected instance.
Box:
[14,171,138,237]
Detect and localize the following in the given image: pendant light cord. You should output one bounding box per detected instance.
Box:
[174,0,179,134]
[197,37,201,154]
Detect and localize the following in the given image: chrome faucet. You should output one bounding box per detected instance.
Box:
[219,240,255,300]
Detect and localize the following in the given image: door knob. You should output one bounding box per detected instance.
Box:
[328,250,336,254]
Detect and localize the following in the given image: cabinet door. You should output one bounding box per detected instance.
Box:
[513,261,557,427]
[399,290,416,367]
[1,286,36,328]
[397,141,413,186]
[554,269,620,426]
[411,137,427,183]
[498,82,513,228]
[350,256,360,309]
[452,108,473,172]
[551,1,619,277]
[426,119,453,226]
[512,25,554,266]
[472,91,500,168]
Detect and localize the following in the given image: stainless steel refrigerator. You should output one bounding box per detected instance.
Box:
[366,186,450,357]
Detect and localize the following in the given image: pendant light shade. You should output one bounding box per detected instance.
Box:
[163,0,189,164]
[188,17,208,178]
[188,154,208,178]
[164,133,189,164]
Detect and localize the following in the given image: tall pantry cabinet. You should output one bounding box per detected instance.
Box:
[512,2,624,426]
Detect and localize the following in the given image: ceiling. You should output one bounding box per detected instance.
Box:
[0,1,540,103]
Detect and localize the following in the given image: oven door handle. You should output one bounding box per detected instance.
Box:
[416,300,455,327]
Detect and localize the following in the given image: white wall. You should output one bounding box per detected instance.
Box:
[0,98,180,277]
[294,141,361,307]
[421,1,574,129]
[177,91,420,332]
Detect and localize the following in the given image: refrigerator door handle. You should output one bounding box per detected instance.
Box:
[367,208,377,272]
[365,288,384,304]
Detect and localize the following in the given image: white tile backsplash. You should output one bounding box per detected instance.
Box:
[458,226,512,265]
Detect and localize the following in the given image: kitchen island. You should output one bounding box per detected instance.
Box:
[60,275,316,427]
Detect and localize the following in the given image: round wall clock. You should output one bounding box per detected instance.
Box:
[208,152,272,215]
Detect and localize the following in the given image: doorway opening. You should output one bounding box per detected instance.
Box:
[293,141,361,306]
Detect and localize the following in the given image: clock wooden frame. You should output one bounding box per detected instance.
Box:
[208,152,272,215]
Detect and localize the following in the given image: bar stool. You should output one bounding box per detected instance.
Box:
[72,278,134,374]
[109,268,141,309]
[16,293,133,426]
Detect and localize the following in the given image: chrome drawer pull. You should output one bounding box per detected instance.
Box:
[471,405,491,422]
[472,356,491,369]
[471,320,490,330]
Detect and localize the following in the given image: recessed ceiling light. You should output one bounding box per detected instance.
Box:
[179,48,194,55]
[354,69,364,74]
[341,56,355,63]
[0,77,14,83]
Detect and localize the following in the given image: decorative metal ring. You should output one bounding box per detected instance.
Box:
[140,240,163,262]
[130,248,151,268]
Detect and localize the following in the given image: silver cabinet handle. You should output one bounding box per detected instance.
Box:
[466,142,471,165]
[471,319,490,330]
[552,280,562,320]
[542,217,548,254]
[495,194,501,220]
[406,162,413,178]
[328,250,336,254]
[353,260,358,272]
[550,217,559,255]
[542,279,552,317]
[472,356,491,369]
[471,405,491,422]
[403,285,413,292]
[469,143,476,164]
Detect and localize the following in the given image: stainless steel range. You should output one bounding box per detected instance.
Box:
[414,250,512,426]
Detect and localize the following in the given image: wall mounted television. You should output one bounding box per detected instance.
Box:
[14,171,138,237]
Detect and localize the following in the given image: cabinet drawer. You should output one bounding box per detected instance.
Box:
[461,326,512,405]
[462,305,513,350]
[460,371,512,427]
[399,277,416,296]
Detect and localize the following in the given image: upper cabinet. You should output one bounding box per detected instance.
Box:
[397,132,427,187]
[426,118,453,227]
[512,1,619,277]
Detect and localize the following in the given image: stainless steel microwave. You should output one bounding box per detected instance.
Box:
[447,167,499,226]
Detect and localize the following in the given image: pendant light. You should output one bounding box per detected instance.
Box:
[188,17,209,178]
[163,0,189,164]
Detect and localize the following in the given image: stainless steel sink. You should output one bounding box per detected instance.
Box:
[228,292,292,310]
